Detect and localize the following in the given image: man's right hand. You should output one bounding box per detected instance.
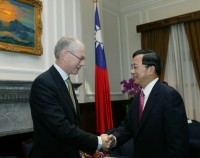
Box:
[100,134,115,150]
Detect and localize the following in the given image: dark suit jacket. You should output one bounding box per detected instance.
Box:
[112,80,189,158]
[29,66,98,158]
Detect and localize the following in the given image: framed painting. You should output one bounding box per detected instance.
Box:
[0,0,43,56]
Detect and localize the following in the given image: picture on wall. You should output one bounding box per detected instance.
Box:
[0,0,43,55]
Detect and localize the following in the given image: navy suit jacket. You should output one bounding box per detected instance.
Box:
[112,80,189,158]
[29,66,98,158]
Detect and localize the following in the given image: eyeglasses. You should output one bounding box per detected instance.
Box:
[131,64,147,70]
[65,50,85,61]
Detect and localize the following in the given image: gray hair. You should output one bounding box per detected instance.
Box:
[54,36,83,58]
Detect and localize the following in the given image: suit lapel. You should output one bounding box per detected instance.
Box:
[130,91,140,135]
[49,66,80,118]
[136,81,160,135]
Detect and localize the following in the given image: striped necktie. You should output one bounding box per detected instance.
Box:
[66,77,76,111]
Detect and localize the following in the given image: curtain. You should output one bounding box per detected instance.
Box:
[141,27,170,81]
[164,24,200,121]
[184,20,200,89]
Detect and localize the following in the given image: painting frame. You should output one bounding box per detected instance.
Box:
[0,0,43,56]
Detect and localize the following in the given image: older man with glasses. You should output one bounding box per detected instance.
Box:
[29,36,113,158]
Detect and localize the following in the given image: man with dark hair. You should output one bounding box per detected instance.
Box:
[109,49,189,158]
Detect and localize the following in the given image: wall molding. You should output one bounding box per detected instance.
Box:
[120,0,162,12]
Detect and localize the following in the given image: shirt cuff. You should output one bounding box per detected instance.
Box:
[97,136,102,150]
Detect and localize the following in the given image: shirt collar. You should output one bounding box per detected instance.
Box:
[142,77,159,98]
[53,63,69,81]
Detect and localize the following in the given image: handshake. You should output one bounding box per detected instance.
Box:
[100,134,116,150]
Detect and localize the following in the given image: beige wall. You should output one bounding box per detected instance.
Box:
[101,0,200,101]
[0,0,199,102]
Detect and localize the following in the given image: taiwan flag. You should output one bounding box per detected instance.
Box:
[94,2,113,134]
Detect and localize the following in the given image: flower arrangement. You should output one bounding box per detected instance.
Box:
[120,78,140,97]
[120,78,140,111]
[80,150,109,158]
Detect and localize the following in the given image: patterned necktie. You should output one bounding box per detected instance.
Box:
[139,91,145,122]
[66,77,76,111]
